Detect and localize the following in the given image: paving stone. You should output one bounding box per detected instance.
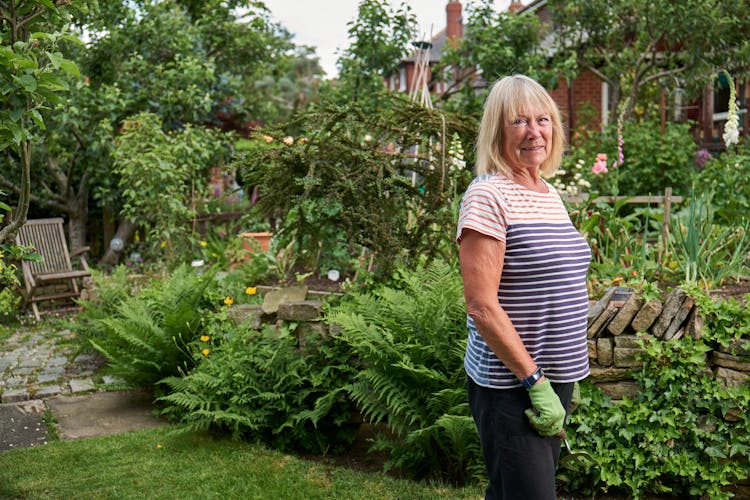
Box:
[12,366,36,376]
[18,358,44,369]
[3,376,27,388]
[46,356,69,367]
[33,385,63,399]
[69,379,96,393]
[1,388,30,403]
[35,373,60,384]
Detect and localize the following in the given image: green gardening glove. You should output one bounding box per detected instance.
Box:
[524,379,566,437]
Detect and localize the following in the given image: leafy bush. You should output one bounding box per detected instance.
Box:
[79,265,220,391]
[159,322,359,454]
[564,289,750,498]
[562,117,698,197]
[236,96,476,280]
[327,260,482,484]
[694,142,750,225]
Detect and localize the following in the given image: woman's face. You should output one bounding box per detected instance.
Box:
[501,104,552,174]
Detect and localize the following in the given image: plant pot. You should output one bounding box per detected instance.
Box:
[240,231,273,254]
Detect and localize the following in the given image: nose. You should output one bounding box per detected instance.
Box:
[526,120,541,138]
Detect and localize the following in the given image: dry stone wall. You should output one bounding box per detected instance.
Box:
[587,286,750,399]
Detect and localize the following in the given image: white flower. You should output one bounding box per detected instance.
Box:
[724,116,739,148]
[722,71,740,149]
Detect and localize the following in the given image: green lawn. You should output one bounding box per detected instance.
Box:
[0,426,483,499]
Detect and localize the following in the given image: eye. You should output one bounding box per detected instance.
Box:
[512,118,528,126]
[538,116,551,124]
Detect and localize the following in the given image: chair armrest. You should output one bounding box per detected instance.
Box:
[71,246,91,271]
[70,246,91,258]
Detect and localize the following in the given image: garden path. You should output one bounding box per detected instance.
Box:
[0,326,164,451]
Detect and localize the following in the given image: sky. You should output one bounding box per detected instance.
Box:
[260,1,512,78]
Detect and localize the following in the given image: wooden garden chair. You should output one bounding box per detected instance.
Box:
[15,217,91,320]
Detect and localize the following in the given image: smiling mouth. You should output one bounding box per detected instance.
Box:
[522,145,545,151]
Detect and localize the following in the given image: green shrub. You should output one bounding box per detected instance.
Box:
[562,117,698,197]
[82,265,220,391]
[327,260,482,484]
[694,142,750,225]
[564,289,750,498]
[159,322,359,454]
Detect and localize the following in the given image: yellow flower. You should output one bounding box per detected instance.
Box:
[211,252,218,257]
[134,233,140,242]
[200,240,207,247]
[245,286,257,295]
[262,135,273,143]
[156,443,163,449]
[202,348,210,356]
[160,241,167,248]
[224,296,234,305]
[200,335,210,342]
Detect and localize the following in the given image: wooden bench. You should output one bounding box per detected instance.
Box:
[15,218,91,320]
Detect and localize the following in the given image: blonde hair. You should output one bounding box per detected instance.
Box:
[475,75,565,178]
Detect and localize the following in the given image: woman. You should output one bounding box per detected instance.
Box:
[456,75,591,499]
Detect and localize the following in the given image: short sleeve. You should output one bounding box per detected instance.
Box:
[456,178,508,244]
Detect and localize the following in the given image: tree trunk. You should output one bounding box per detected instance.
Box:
[98,218,137,267]
[63,181,88,252]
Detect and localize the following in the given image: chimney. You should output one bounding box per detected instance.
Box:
[508,0,524,14]
[446,1,463,45]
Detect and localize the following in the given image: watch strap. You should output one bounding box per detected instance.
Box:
[520,367,544,389]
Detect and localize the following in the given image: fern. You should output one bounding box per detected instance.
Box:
[327,259,480,482]
[85,264,218,391]
[158,324,359,453]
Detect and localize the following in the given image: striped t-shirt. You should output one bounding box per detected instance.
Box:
[456,174,591,389]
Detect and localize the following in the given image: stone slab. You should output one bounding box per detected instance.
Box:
[597,381,641,400]
[652,288,687,337]
[631,298,663,333]
[588,287,618,326]
[262,285,308,314]
[663,296,695,341]
[587,303,618,339]
[277,300,323,321]
[614,347,643,368]
[597,337,615,366]
[607,294,644,336]
[712,351,750,372]
[46,391,166,441]
[588,365,632,382]
[714,367,750,388]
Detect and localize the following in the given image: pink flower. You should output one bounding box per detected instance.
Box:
[592,160,608,175]
[596,153,608,162]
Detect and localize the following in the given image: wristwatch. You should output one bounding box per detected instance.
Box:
[520,367,544,389]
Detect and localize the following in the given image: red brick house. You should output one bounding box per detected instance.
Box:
[388,0,747,149]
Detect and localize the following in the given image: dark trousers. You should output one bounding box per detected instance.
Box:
[468,378,574,500]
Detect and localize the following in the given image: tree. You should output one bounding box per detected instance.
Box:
[0,0,314,260]
[0,0,91,244]
[334,0,416,110]
[547,0,750,119]
[437,0,563,114]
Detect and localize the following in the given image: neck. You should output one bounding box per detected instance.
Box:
[512,169,546,192]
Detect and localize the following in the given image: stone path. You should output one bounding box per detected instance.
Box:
[0,328,108,404]
[0,327,164,452]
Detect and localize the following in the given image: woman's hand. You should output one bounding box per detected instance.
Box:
[524,379,566,436]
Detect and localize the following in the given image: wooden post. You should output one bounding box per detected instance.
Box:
[659,187,673,267]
